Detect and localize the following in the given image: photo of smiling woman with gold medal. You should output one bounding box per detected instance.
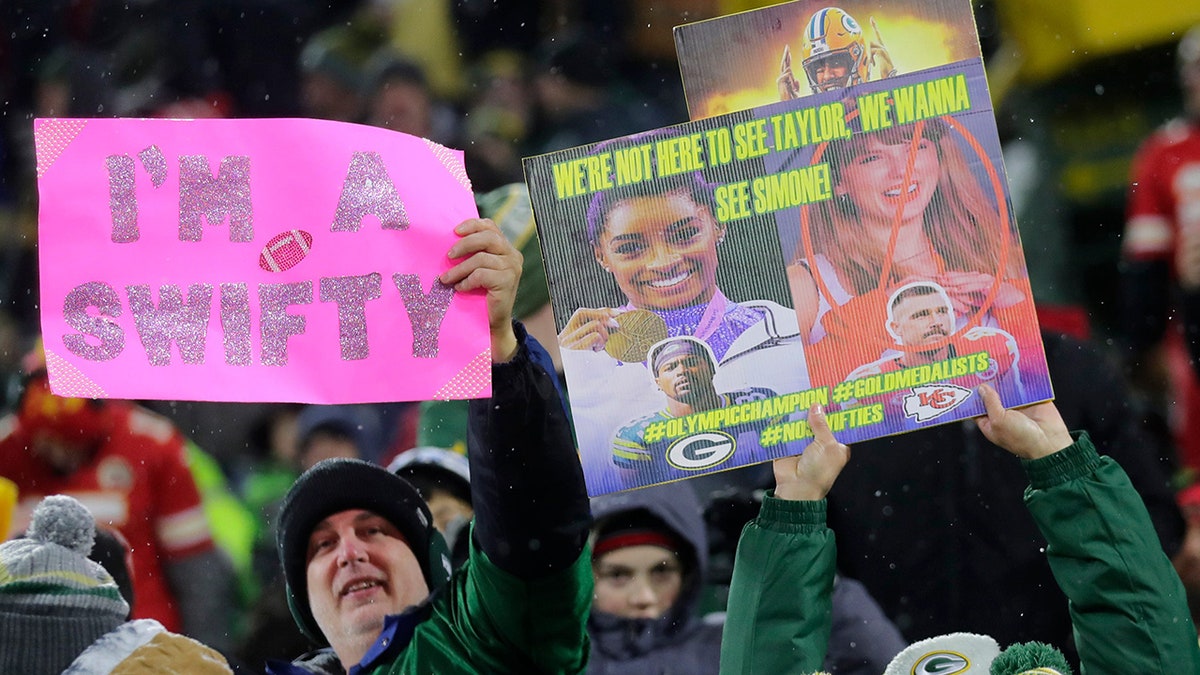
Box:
[529,129,809,495]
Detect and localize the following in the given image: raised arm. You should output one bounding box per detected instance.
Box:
[720,406,850,674]
[441,216,590,575]
[976,384,1200,673]
[440,217,591,672]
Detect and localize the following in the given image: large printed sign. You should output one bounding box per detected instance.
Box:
[525,0,1051,496]
[36,118,490,404]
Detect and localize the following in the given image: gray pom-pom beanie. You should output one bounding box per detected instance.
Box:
[0,494,130,673]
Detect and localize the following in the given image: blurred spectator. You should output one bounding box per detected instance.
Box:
[372,0,468,102]
[365,54,435,137]
[0,363,239,652]
[526,29,667,155]
[297,23,386,122]
[294,404,383,470]
[363,51,459,144]
[1121,24,1200,478]
[237,404,304,587]
[387,446,473,568]
[160,0,360,117]
[461,50,537,192]
[1,494,233,673]
[185,436,258,636]
[1121,25,1200,624]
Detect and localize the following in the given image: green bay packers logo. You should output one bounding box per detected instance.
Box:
[666,431,736,470]
[911,651,970,674]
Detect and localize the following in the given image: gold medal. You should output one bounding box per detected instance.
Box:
[604,310,668,363]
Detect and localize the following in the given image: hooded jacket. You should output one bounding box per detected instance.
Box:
[585,475,902,667]
[588,483,905,674]
[587,482,720,675]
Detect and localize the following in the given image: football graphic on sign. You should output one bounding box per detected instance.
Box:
[259,229,314,272]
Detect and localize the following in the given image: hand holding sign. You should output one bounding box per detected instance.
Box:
[974,383,1072,461]
[773,405,851,501]
[441,217,523,362]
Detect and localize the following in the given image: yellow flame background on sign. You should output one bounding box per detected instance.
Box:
[692,13,964,120]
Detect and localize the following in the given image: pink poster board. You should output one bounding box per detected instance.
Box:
[35,117,490,404]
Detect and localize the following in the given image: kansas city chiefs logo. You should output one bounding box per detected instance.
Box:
[902,384,972,422]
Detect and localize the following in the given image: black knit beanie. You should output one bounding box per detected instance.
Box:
[276,458,452,644]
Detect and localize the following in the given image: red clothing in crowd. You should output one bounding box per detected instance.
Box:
[1124,118,1200,471]
[0,399,215,632]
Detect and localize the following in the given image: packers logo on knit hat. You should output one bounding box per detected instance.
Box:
[912,652,969,673]
[883,633,1000,674]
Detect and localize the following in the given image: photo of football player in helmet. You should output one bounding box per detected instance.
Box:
[778,6,898,99]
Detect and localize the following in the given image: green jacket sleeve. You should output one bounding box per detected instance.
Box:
[398,327,590,674]
[457,539,592,673]
[1023,432,1200,674]
[720,494,835,675]
[388,527,592,675]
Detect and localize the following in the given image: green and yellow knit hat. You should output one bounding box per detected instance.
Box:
[0,495,129,673]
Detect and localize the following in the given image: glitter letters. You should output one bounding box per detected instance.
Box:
[392,274,455,358]
[127,283,214,366]
[106,155,139,243]
[259,282,313,366]
[332,151,409,232]
[320,273,382,361]
[179,154,254,242]
[62,281,126,361]
[138,145,168,187]
[220,283,252,366]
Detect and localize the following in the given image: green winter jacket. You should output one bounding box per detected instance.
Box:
[1026,432,1200,673]
[356,539,593,674]
[719,433,1200,674]
[719,494,835,674]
